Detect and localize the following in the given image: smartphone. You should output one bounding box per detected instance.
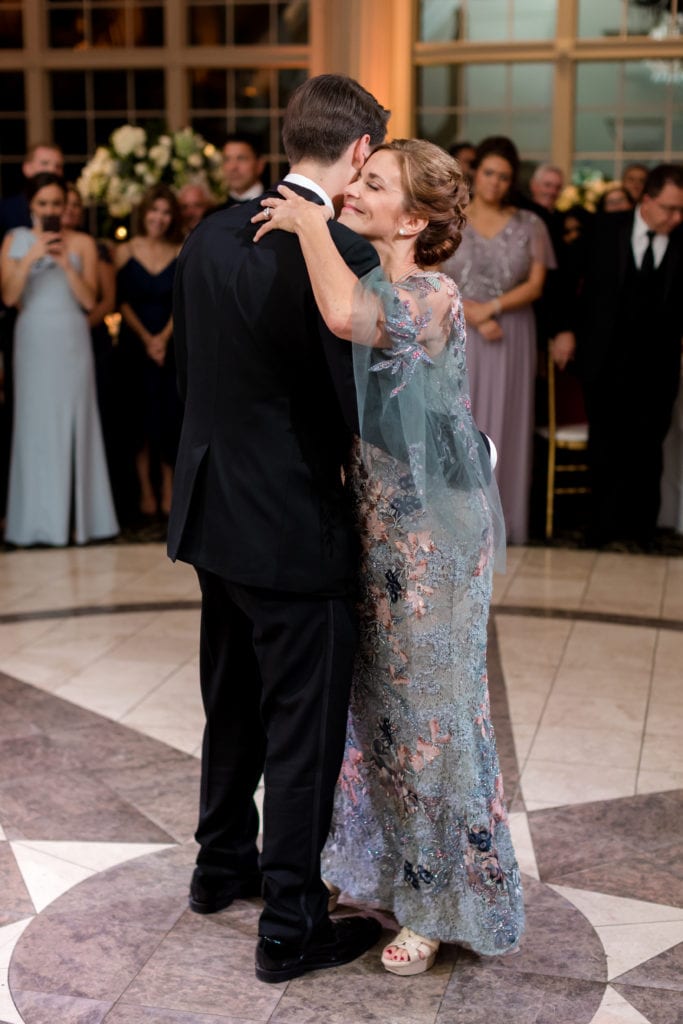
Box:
[41,214,62,233]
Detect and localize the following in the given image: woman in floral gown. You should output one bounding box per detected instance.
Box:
[253,140,524,975]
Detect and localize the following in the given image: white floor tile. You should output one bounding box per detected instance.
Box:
[589,986,653,1024]
[9,844,93,914]
[598,919,683,982]
[0,969,25,1024]
[0,919,33,970]
[13,841,174,874]
[508,812,539,880]
[520,761,637,808]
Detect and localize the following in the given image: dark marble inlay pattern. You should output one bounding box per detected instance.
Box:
[106,1009,259,1024]
[613,941,683,992]
[270,937,455,1024]
[8,991,112,1024]
[436,966,605,1024]
[93,759,201,845]
[529,792,683,907]
[0,600,201,626]
[0,770,176,843]
[487,619,522,812]
[0,841,34,924]
[10,848,189,1004]
[613,983,683,1024]
[466,875,607,984]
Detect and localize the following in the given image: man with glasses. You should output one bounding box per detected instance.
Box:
[577,163,683,551]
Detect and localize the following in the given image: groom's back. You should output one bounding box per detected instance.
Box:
[168,190,378,594]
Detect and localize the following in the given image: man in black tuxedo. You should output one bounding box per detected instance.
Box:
[168,74,389,982]
[576,163,683,550]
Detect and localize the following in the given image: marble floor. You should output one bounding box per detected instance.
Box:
[0,542,681,1024]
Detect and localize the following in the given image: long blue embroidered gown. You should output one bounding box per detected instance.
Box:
[322,270,524,954]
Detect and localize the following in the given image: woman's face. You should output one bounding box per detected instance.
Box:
[144,198,173,239]
[562,215,582,244]
[603,188,632,213]
[338,150,408,242]
[30,184,65,223]
[472,155,514,206]
[62,189,84,229]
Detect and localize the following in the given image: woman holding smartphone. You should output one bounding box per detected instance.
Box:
[0,172,118,546]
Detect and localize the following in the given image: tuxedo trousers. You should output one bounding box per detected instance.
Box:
[194,568,357,944]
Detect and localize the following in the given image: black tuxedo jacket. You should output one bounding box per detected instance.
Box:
[576,211,683,392]
[0,192,30,244]
[167,183,380,594]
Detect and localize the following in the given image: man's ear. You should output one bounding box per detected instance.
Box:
[351,134,372,170]
[256,157,266,178]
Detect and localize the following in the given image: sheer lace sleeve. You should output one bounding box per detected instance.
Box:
[528,211,557,269]
[352,268,506,571]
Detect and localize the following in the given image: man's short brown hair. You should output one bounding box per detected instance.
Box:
[282,74,389,166]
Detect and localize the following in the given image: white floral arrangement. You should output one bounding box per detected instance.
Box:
[556,169,621,213]
[77,124,226,218]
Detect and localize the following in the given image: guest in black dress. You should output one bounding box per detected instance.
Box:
[114,185,182,518]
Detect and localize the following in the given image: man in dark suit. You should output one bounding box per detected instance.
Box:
[576,163,683,550]
[168,74,389,982]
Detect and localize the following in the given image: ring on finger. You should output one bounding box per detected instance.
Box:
[263,207,272,219]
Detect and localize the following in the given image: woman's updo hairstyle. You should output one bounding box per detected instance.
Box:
[470,135,520,205]
[377,139,469,266]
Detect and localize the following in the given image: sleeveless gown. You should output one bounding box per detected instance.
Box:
[5,228,118,547]
[322,271,524,955]
[116,256,181,466]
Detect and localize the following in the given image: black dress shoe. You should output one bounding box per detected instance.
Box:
[255,915,382,983]
[189,874,262,914]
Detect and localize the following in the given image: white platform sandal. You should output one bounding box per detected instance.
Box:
[381,927,440,976]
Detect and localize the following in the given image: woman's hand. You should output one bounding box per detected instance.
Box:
[463,299,498,327]
[252,184,332,242]
[144,332,166,366]
[479,318,504,342]
[27,232,59,265]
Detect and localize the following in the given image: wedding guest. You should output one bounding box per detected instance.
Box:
[220,133,265,208]
[596,184,633,214]
[178,182,214,234]
[61,184,121,505]
[448,140,476,179]
[529,162,564,214]
[576,163,683,550]
[254,138,522,975]
[0,142,64,522]
[442,136,556,543]
[622,162,649,205]
[1,172,118,546]
[115,184,183,517]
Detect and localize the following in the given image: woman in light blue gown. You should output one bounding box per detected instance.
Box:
[253,140,523,976]
[1,173,118,546]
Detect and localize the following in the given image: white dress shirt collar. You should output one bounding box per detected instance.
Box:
[228,182,264,202]
[632,205,669,269]
[283,173,335,215]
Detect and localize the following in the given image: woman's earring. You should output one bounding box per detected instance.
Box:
[398,228,405,235]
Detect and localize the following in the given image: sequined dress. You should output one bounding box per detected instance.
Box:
[441,209,556,544]
[321,271,524,954]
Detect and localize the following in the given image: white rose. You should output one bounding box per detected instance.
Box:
[134,162,148,177]
[109,199,132,217]
[148,144,170,168]
[111,125,146,158]
[187,153,203,168]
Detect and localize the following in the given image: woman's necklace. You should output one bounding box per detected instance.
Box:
[391,263,421,284]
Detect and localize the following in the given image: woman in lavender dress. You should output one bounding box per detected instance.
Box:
[254,140,523,976]
[442,137,556,544]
